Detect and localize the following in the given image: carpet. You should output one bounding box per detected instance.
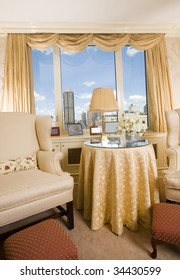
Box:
[0,207,179,260]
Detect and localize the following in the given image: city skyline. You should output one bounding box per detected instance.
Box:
[62,88,147,129]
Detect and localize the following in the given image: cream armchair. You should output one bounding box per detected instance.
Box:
[0,112,74,234]
[164,108,180,202]
[165,108,180,172]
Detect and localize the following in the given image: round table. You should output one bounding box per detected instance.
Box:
[76,139,160,236]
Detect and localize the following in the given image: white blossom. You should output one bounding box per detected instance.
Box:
[117,116,146,136]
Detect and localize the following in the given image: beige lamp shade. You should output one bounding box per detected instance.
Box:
[89,88,119,112]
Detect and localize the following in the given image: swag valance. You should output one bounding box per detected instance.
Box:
[2,33,172,132]
[26,33,164,51]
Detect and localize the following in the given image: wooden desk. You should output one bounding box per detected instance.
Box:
[76,140,160,236]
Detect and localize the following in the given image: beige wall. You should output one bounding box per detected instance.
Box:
[0,35,180,110]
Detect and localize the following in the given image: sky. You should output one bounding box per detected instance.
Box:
[32,45,147,122]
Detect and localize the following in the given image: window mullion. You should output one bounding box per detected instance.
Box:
[115,49,124,119]
[53,45,63,129]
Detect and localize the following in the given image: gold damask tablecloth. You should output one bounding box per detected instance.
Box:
[76,141,160,236]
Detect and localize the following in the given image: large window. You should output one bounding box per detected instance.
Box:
[32,45,147,131]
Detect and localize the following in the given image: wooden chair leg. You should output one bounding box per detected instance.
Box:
[57,201,74,230]
[151,238,157,259]
[66,201,74,230]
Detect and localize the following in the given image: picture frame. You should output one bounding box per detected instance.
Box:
[67,123,83,136]
[51,127,60,136]
[90,126,102,136]
[105,122,118,134]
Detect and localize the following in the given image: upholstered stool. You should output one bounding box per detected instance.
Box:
[151,203,180,259]
[3,219,78,260]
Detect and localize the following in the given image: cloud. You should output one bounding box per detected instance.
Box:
[125,94,146,112]
[126,46,140,57]
[75,106,85,115]
[129,94,146,101]
[61,50,75,56]
[83,81,96,87]
[76,92,92,100]
[40,48,53,55]
[34,91,46,102]
[35,107,55,117]
[75,102,90,120]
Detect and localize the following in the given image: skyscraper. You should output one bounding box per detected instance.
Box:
[63,88,75,129]
[81,111,87,128]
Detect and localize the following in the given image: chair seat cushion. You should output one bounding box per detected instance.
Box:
[3,219,78,260]
[151,203,180,245]
[0,169,73,211]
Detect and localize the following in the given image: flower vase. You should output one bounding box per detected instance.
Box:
[125,133,138,143]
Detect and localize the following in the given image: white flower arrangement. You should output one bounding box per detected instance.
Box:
[116,116,146,136]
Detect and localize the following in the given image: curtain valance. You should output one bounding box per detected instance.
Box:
[26,33,164,52]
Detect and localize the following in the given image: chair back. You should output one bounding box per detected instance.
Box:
[165,108,180,147]
[0,112,52,160]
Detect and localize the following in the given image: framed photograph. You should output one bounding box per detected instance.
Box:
[51,127,60,136]
[67,123,83,136]
[90,126,102,135]
[105,122,118,134]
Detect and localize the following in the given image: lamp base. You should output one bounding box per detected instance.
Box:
[101,134,109,146]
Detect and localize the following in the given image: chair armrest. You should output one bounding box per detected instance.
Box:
[37,151,70,176]
[164,171,180,190]
[166,146,180,171]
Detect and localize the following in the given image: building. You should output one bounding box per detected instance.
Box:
[63,88,75,128]
[81,111,87,128]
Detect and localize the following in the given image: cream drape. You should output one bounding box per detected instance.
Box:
[146,37,173,131]
[2,34,34,113]
[2,33,173,131]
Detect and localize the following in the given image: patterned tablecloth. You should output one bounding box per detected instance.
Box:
[76,141,160,236]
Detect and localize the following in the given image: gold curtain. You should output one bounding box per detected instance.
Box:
[130,33,164,50]
[2,34,34,113]
[146,37,173,131]
[2,33,173,131]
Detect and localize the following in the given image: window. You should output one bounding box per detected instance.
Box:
[122,46,147,125]
[32,45,147,131]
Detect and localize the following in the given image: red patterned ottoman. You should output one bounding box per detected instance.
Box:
[151,203,180,259]
[3,219,78,260]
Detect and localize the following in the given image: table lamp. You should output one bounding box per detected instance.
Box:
[89,88,119,144]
